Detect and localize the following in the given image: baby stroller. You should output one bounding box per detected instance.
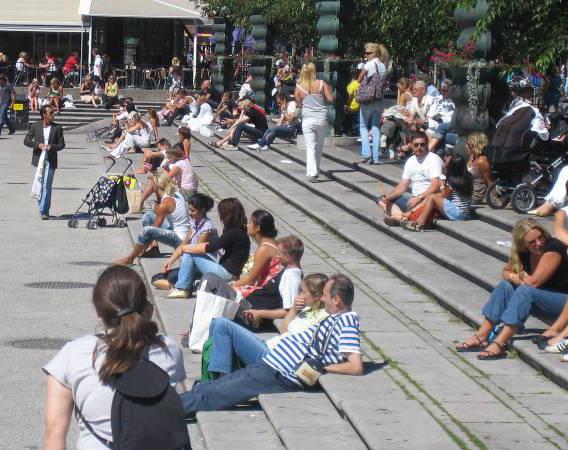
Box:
[485,130,568,213]
[86,124,117,143]
[67,158,133,229]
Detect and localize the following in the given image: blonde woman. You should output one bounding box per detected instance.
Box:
[107,112,151,158]
[358,42,387,165]
[205,273,330,376]
[115,174,191,265]
[466,132,492,204]
[456,218,568,360]
[397,77,413,107]
[294,62,334,182]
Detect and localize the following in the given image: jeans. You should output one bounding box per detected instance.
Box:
[136,212,182,248]
[443,199,470,221]
[39,161,55,215]
[0,103,15,135]
[360,102,382,162]
[208,318,269,374]
[432,122,457,146]
[174,253,232,290]
[257,125,296,147]
[180,361,300,413]
[230,124,265,146]
[302,117,329,177]
[482,281,568,327]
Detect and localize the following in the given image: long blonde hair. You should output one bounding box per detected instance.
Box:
[510,218,550,274]
[154,173,178,196]
[365,42,389,64]
[302,273,328,312]
[298,63,317,91]
[467,132,489,158]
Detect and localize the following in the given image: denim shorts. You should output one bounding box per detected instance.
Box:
[394,192,411,211]
[443,199,469,221]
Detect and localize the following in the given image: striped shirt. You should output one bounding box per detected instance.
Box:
[263,311,361,386]
[449,184,473,218]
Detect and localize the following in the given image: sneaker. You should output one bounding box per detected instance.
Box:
[545,338,568,354]
[259,145,269,152]
[306,176,318,183]
[166,288,191,299]
[41,214,49,220]
[360,156,372,164]
[247,143,261,150]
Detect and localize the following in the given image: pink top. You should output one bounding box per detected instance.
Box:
[28,85,40,98]
[173,158,198,192]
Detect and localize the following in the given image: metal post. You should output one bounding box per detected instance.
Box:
[79,25,84,84]
[193,34,198,89]
[88,22,93,68]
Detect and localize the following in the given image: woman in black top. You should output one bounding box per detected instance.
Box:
[456,218,568,360]
[163,198,250,298]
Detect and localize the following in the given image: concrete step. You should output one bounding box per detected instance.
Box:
[192,133,568,391]
[197,410,284,450]
[258,392,366,449]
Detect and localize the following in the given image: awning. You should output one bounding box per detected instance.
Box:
[0,0,87,33]
[80,0,202,19]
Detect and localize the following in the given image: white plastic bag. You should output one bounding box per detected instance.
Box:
[188,280,241,353]
[30,150,47,200]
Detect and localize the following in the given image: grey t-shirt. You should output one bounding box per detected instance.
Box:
[0,82,14,105]
[43,334,186,449]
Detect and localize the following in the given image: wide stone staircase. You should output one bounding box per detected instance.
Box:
[28,100,165,131]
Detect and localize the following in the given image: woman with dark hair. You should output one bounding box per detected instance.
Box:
[402,154,473,231]
[178,127,191,158]
[163,197,251,298]
[43,265,186,449]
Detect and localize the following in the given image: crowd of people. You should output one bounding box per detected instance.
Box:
[6,38,565,447]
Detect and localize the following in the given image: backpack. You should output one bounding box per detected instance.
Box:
[355,61,384,104]
[201,336,241,382]
[80,359,191,450]
[114,179,129,214]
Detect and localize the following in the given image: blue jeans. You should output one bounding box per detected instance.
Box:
[208,318,269,374]
[180,361,300,413]
[39,161,56,215]
[482,281,568,327]
[174,253,232,290]
[443,199,470,221]
[432,122,457,146]
[0,103,15,135]
[257,126,296,147]
[360,102,382,162]
[136,211,182,248]
[230,124,265,146]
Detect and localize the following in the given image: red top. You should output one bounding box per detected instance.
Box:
[63,56,78,74]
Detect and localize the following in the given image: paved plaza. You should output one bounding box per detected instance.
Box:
[2,123,568,449]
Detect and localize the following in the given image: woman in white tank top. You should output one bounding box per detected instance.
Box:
[115,174,191,265]
[294,62,334,182]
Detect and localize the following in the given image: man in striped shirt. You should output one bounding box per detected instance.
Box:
[181,274,364,413]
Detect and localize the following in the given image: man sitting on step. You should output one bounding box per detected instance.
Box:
[180,274,363,414]
[377,131,444,226]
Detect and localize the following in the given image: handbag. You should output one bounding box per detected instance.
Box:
[126,189,142,214]
[294,316,340,386]
[355,61,384,105]
[30,150,47,200]
[188,280,242,353]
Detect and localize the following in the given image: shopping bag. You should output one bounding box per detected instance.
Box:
[188,280,241,353]
[30,150,47,200]
[126,189,142,214]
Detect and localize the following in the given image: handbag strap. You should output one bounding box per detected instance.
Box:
[306,315,341,358]
[74,406,113,448]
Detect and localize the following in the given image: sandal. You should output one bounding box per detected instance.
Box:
[477,341,507,360]
[208,141,221,148]
[455,335,488,353]
[401,220,424,232]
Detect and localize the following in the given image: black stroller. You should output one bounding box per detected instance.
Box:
[67,158,133,230]
[485,127,568,213]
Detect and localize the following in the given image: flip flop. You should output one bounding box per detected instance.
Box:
[455,335,488,353]
[477,341,507,360]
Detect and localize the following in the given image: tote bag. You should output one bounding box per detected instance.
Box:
[30,150,47,200]
[355,61,384,104]
[188,280,242,353]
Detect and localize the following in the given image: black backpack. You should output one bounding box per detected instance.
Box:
[80,359,191,450]
[114,179,129,215]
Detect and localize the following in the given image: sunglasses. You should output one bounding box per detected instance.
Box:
[365,52,373,55]
[412,142,427,147]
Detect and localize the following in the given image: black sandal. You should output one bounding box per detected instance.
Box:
[455,335,487,353]
[477,341,507,360]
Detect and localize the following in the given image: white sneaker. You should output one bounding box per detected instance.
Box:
[247,143,261,150]
[166,288,191,299]
[259,145,269,151]
[546,338,568,353]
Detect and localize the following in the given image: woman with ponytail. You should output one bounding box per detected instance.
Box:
[43,265,185,449]
[455,219,568,360]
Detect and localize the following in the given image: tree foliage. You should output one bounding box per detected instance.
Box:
[197,0,568,69]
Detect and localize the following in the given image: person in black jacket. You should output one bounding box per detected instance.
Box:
[163,198,251,298]
[24,104,65,219]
